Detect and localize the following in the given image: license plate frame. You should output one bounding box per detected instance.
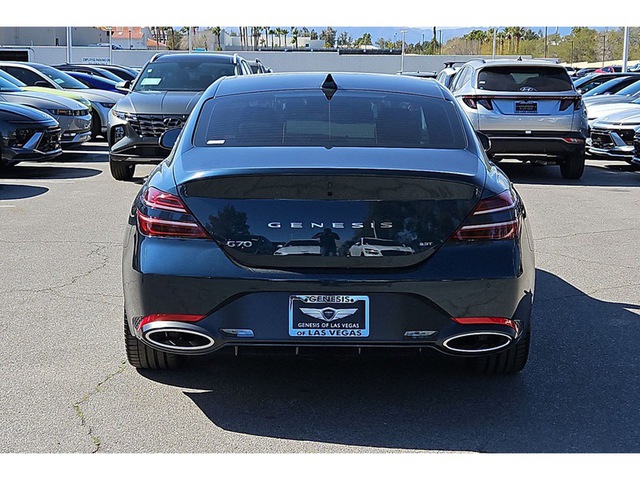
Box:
[515,101,538,113]
[288,294,370,338]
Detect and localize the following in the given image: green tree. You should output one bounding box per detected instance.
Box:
[291,27,300,48]
[321,27,336,48]
[210,27,222,51]
[354,32,372,48]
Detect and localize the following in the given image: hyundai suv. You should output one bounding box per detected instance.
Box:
[449,59,588,179]
[108,53,252,181]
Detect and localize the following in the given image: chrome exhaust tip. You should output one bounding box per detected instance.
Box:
[143,326,215,352]
[442,331,513,353]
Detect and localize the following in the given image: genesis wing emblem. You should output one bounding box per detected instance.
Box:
[300,307,358,322]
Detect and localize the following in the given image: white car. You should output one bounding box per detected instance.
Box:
[348,237,414,257]
[274,239,321,256]
[585,98,640,129]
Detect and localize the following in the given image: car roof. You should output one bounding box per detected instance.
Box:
[211,72,449,99]
[464,58,566,69]
[0,61,50,70]
[149,52,242,64]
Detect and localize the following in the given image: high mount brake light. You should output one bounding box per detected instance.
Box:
[452,190,521,241]
[137,187,209,239]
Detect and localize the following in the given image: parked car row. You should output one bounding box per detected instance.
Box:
[1,55,278,170]
[0,60,139,166]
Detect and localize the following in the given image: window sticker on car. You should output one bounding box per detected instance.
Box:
[206,139,226,145]
[140,78,162,86]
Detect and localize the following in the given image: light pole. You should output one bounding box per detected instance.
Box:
[602,34,606,67]
[570,40,574,67]
[622,27,629,72]
[400,29,406,73]
[66,27,72,64]
[492,28,497,59]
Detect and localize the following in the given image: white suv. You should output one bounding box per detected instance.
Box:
[449,59,588,179]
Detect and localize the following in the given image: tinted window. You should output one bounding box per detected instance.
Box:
[478,66,573,92]
[0,69,26,87]
[134,57,236,92]
[194,90,467,149]
[34,65,89,89]
[2,66,44,86]
[450,66,470,92]
[615,79,640,96]
[0,76,21,92]
[583,77,636,97]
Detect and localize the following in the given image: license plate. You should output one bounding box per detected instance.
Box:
[289,295,369,338]
[515,101,537,113]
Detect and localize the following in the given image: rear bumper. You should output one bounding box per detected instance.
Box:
[481,131,586,157]
[122,219,536,357]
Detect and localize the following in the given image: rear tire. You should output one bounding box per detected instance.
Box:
[124,311,180,370]
[467,322,531,374]
[90,110,101,141]
[109,156,135,181]
[560,151,585,179]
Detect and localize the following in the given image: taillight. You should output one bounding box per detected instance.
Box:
[462,96,493,110]
[137,187,209,239]
[560,98,581,111]
[451,190,521,241]
[142,186,189,213]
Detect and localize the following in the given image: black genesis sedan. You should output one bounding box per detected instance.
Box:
[0,102,62,167]
[122,73,535,373]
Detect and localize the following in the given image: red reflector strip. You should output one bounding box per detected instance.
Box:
[562,137,584,144]
[452,316,518,332]
[138,313,206,330]
[137,211,208,238]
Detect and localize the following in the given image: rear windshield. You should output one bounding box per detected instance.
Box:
[477,66,574,92]
[134,58,236,92]
[194,90,467,149]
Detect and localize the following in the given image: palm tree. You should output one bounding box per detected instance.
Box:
[252,27,261,50]
[210,27,222,51]
[269,28,276,48]
[291,27,300,48]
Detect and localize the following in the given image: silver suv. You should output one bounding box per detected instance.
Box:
[449,59,588,179]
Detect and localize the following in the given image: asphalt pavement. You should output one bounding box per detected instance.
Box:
[1,143,639,455]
